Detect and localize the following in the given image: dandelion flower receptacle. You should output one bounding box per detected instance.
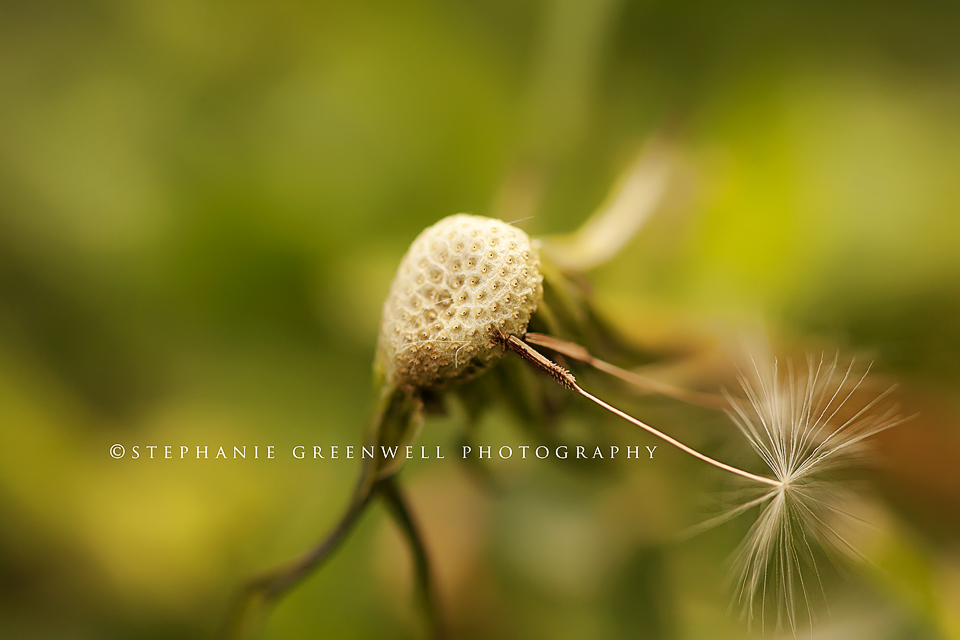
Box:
[377,214,544,391]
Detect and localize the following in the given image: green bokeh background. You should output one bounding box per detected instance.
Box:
[1,1,959,638]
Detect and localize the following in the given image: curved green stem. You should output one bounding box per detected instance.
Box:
[380,477,446,640]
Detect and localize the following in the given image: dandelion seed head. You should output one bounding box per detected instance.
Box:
[723,353,905,634]
[377,214,543,389]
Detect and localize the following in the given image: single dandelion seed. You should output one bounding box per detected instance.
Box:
[718,354,907,634]
[502,337,906,635]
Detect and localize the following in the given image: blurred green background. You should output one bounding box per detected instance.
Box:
[1,1,959,638]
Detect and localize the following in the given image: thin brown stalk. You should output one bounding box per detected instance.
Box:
[571,382,780,486]
[508,334,780,488]
[525,333,729,409]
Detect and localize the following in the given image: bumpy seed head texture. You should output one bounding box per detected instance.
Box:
[377,214,543,390]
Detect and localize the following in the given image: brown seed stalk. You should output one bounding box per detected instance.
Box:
[504,334,780,487]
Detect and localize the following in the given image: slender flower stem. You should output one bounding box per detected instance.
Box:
[379,477,446,640]
[224,473,379,639]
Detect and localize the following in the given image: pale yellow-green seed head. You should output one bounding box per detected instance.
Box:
[377,214,543,390]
